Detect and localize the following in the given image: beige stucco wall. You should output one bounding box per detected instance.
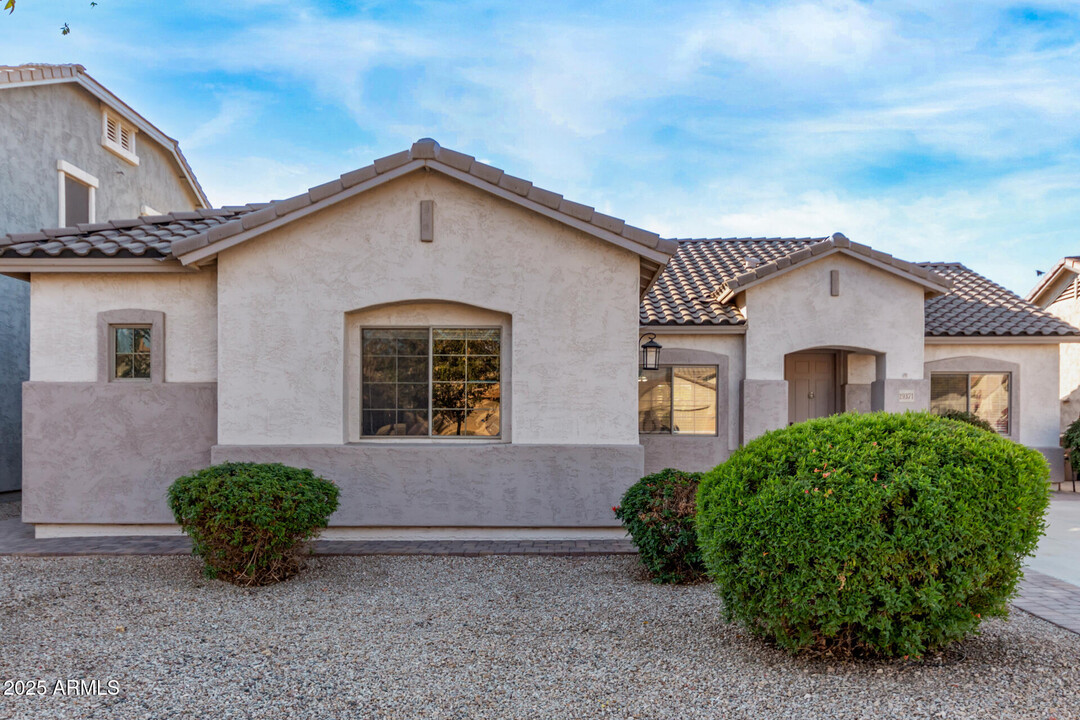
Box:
[29,271,217,383]
[1047,294,1080,429]
[743,253,927,380]
[923,343,1060,448]
[215,171,642,446]
[648,333,745,452]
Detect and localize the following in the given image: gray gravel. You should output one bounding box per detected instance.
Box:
[0,498,20,522]
[1,555,1077,719]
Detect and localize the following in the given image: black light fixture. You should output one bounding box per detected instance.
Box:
[639,333,662,371]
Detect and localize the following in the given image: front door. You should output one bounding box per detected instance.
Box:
[785,352,837,425]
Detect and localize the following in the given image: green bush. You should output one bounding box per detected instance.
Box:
[696,412,1049,657]
[933,409,995,433]
[614,468,706,584]
[1063,415,1080,475]
[168,463,339,586]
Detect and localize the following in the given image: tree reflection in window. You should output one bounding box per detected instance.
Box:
[361,328,500,438]
[114,326,151,380]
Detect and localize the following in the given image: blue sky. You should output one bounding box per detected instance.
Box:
[4,0,1079,293]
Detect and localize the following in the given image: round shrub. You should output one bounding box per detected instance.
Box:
[696,412,1049,657]
[1062,414,1080,476]
[615,468,705,584]
[933,409,995,433]
[168,463,339,586]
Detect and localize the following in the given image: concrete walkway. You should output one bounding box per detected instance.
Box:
[0,514,636,556]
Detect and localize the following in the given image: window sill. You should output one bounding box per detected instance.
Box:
[349,437,507,445]
[103,140,139,166]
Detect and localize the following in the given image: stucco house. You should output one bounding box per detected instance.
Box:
[0,63,208,493]
[0,139,1075,539]
[1027,258,1080,434]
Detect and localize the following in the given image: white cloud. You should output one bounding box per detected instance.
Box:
[181,92,262,150]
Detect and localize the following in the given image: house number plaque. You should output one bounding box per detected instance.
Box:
[897,390,916,403]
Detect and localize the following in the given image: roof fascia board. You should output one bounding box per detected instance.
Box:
[174,160,426,266]
[925,335,1080,344]
[0,258,197,274]
[718,247,949,303]
[74,76,209,208]
[176,159,672,267]
[639,325,746,335]
[1027,259,1080,307]
[432,164,670,265]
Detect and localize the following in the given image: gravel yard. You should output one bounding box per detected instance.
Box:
[0,499,20,523]
[1,555,1078,720]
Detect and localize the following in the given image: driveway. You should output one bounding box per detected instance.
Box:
[1027,493,1080,586]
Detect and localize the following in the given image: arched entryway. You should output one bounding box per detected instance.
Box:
[783,347,885,425]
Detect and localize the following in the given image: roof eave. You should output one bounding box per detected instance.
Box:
[925,334,1080,344]
[171,154,673,275]
[1026,258,1080,307]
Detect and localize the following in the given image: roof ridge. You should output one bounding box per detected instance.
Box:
[167,138,676,264]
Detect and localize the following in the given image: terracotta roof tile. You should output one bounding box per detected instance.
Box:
[640,239,1080,337]
[2,140,672,271]
[921,263,1080,336]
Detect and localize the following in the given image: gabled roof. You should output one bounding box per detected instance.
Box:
[641,239,1080,338]
[0,63,208,208]
[921,263,1080,337]
[711,232,951,303]
[1026,257,1080,308]
[0,139,676,296]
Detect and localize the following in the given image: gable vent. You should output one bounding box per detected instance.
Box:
[101,109,139,165]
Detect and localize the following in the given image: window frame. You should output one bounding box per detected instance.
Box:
[57,160,98,227]
[930,371,1013,436]
[97,310,165,384]
[356,325,504,441]
[638,364,720,437]
[101,109,140,165]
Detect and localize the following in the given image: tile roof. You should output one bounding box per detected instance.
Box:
[641,239,1080,337]
[0,63,208,207]
[921,263,1080,337]
[0,207,265,258]
[167,139,676,262]
[640,237,826,325]
[0,139,674,295]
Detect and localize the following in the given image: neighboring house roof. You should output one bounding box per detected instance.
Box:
[1026,256,1080,307]
[921,262,1080,337]
[0,139,675,296]
[0,63,209,208]
[641,238,1080,338]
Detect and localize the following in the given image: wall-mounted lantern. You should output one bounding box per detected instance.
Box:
[639,333,662,371]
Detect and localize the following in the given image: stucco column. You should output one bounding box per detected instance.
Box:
[869,353,929,412]
[742,379,788,443]
[870,379,930,412]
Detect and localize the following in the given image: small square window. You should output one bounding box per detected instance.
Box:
[113,326,152,380]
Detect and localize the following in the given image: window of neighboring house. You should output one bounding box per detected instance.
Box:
[112,326,152,381]
[639,366,718,435]
[56,160,98,227]
[102,110,139,165]
[360,328,501,437]
[930,372,1011,434]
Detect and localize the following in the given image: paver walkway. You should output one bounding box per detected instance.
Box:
[1013,569,1080,634]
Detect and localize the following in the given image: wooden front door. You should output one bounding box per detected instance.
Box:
[785,353,837,425]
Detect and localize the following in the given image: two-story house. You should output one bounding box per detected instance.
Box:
[0,63,208,492]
